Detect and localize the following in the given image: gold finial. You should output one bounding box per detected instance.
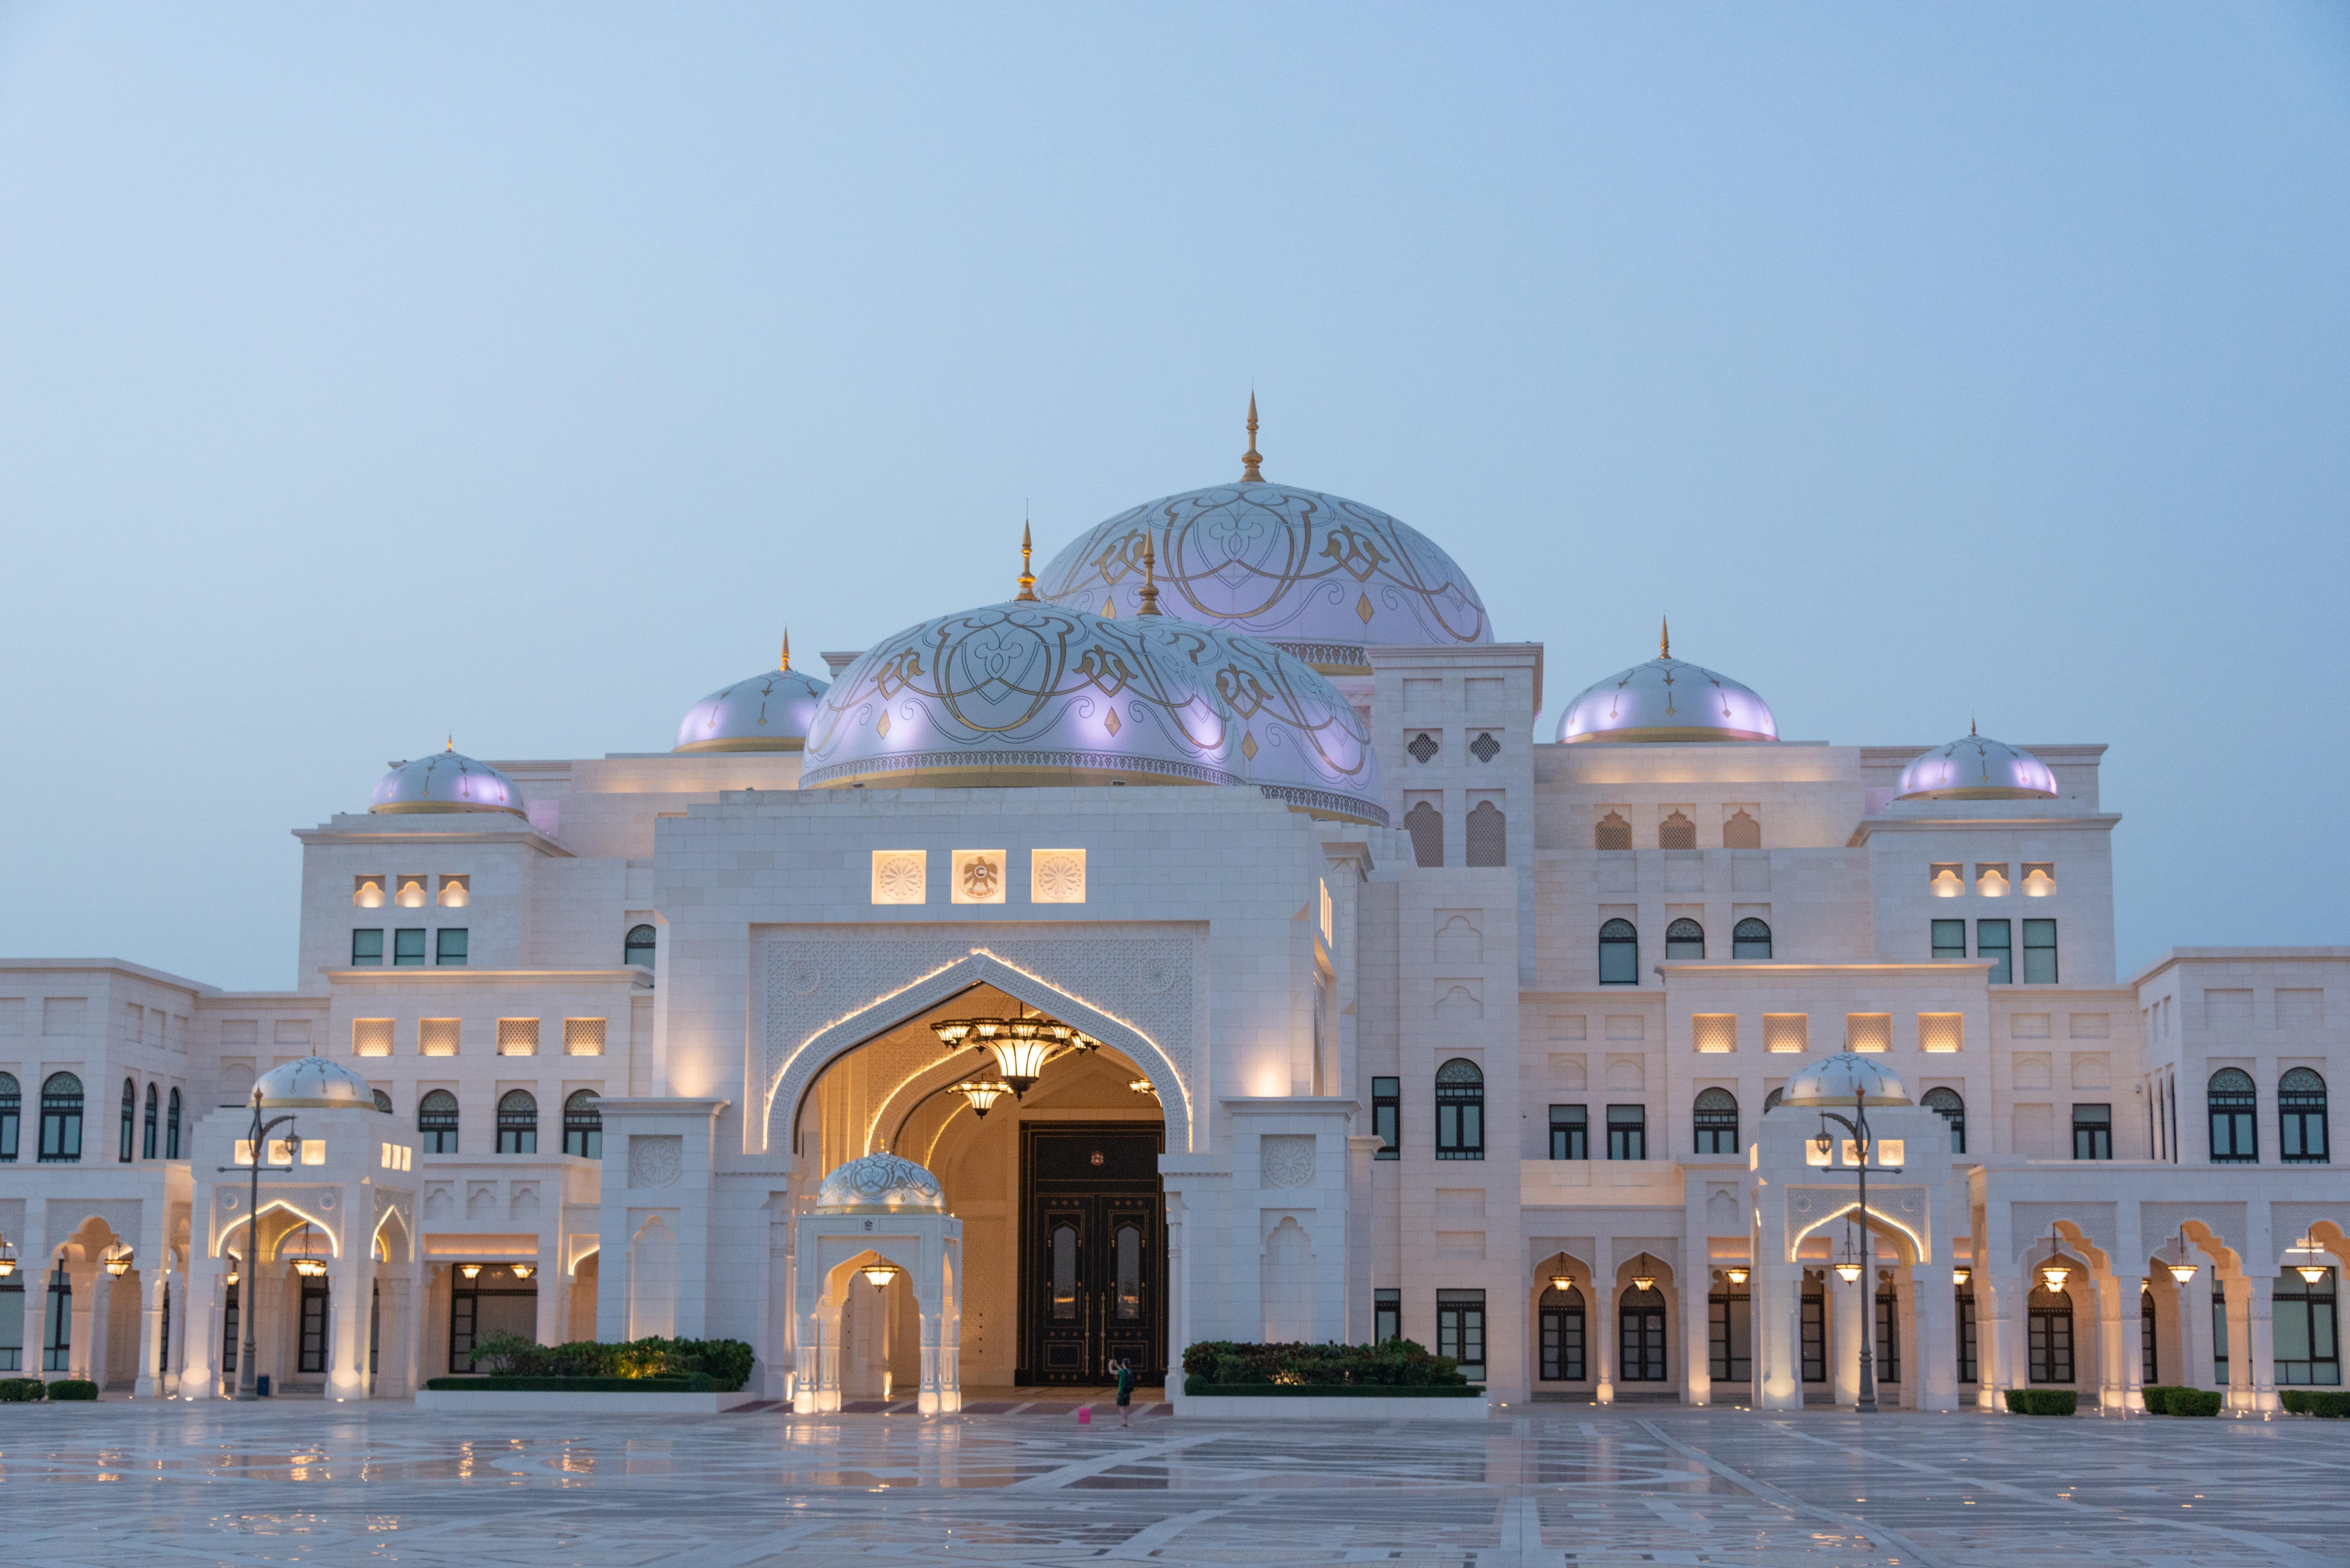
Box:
[1016,518,1038,601]
[1660,616,1671,660]
[445,734,454,752]
[1240,393,1262,482]
[1138,531,1164,615]
[1971,714,1978,737]
[780,629,792,672]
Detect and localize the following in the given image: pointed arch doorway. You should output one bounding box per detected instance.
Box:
[1020,1121,1165,1386]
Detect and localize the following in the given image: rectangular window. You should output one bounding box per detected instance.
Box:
[1930,918,1966,961]
[2029,1300,2074,1384]
[1436,1289,1486,1380]
[2022,919,2058,984]
[298,1280,330,1374]
[1875,1292,1901,1383]
[350,929,384,967]
[2214,1295,2230,1387]
[1605,1104,1646,1161]
[392,928,427,966]
[352,1018,394,1059]
[2072,1103,2113,1160]
[1918,1013,1963,1054]
[1435,1072,1484,1161]
[419,1018,460,1058]
[1692,1014,1737,1054]
[1373,1288,1401,1346]
[1958,1290,1978,1383]
[1977,920,2012,984]
[220,1284,239,1375]
[1763,1013,1808,1053]
[1371,1076,1399,1159]
[1549,1104,1588,1160]
[2273,1270,2339,1387]
[1709,1291,1752,1382]
[1846,1013,1891,1053]
[435,928,468,966]
[496,1018,539,1057]
[1801,1289,1826,1382]
[563,1017,607,1057]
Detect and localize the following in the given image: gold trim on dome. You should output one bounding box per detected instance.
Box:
[671,735,808,754]
[370,800,529,816]
[1559,725,1778,744]
[1899,785,2057,801]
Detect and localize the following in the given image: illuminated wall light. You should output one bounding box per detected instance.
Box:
[1928,863,1964,898]
[1692,1014,1738,1054]
[437,874,470,908]
[395,875,428,909]
[352,876,386,909]
[1975,864,2011,897]
[2022,863,2057,897]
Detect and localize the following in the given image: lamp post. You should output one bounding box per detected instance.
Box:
[1812,1099,1879,1415]
[216,1087,300,1401]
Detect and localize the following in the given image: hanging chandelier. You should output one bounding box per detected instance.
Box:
[1630,1254,1656,1293]
[952,1079,1012,1119]
[2293,1235,2331,1285]
[2165,1226,2199,1285]
[1724,1266,1749,1286]
[930,1011,1095,1098]
[861,1260,901,1288]
[103,1245,134,1278]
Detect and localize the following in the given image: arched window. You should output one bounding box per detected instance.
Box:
[1539,1282,1586,1381]
[2027,1285,2074,1383]
[1732,918,1773,960]
[165,1088,182,1159]
[564,1090,603,1158]
[1598,919,1638,985]
[1434,1058,1484,1160]
[2208,1068,2258,1163]
[1619,1285,1668,1380]
[372,1089,394,1114]
[1595,811,1631,851]
[142,1084,159,1159]
[497,1090,539,1155]
[1923,1087,1966,1154]
[1665,919,1705,960]
[1658,811,1696,849]
[418,1090,459,1154]
[1722,809,1761,849]
[0,1072,18,1163]
[2281,1068,2329,1165]
[624,924,657,969]
[39,1073,83,1163]
[1762,1087,1784,1115]
[1465,801,1506,867]
[1404,801,1443,868]
[1692,1088,1740,1154]
[119,1078,137,1163]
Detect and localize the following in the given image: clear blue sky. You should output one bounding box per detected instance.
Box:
[2,4,2344,990]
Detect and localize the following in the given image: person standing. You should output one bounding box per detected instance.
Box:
[1114,1357,1136,1427]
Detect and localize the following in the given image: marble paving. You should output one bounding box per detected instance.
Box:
[0,1398,2339,1567]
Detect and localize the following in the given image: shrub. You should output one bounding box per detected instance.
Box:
[2165,1388,2224,1417]
[2003,1388,2075,1415]
[1179,1340,1468,1389]
[459,1335,755,1392]
[2281,1390,2350,1418]
[0,1378,47,1402]
[2141,1385,2182,1414]
[46,1380,99,1401]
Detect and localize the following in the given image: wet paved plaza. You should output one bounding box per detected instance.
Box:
[0,1398,2339,1567]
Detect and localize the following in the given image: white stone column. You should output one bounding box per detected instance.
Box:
[328,1205,368,1401]
[2177,1266,2214,1392]
[1754,1261,1803,1410]
[1680,1243,1713,1407]
[2109,1275,2147,1412]
[1593,1277,1618,1404]
[2224,1275,2254,1410]
[2245,1274,2280,1413]
[76,1262,109,1386]
[1976,1275,2015,1411]
[1832,1267,1861,1406]
[1914,1267,1958,1411]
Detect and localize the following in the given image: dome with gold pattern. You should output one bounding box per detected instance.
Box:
[799,591,1385,825]
[1034,401,1490,674]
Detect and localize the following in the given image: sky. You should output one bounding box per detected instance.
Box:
[1,4,2345,991]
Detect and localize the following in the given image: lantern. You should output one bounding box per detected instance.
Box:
[511,1263,535,1280]
[954,1079,1011,1119]
[459,1262,483,1281]
[1550,1272,1575,1293]
[1725,1266,1749,1286]
[861,1261,900,1288]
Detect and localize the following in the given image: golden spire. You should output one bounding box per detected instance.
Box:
[1660,616,1671,660]
[445,734,454,753]
[1971,714,1978,737]
[1015,518,1038,601]
[1240,393,1262,482]
[1138,531,1164,615]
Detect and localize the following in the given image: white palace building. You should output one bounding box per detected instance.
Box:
[3,414,2344,1415]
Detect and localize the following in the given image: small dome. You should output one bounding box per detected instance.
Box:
[674,644,830,753]
[1781,1052,1911,1108]
[254,1055,384,1111]
[370,745,525,817]
[800,599,1385,825]
[1556,625,1776,744]
[1897,729,2057,801]
[814,1152,947,1215]
[1034,410,1488,673]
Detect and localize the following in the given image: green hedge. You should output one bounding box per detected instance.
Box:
[466,1334,755,1392]
[425,1375,712,1393]
[0,1377,47,1402]
[2158,1388,2224,1417]
[1185,1378,1481,1397]
[1179,1339,1469,1388]
[2141,1384,2182,1414]
[45,1380,99,1401]
[2003,1389,2076,1415]
[2281,1389,2350,1418]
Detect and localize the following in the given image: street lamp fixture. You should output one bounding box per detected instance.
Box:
[1952,1266,1971,1287]
[1725,1266,1750,1286]
[216,1087,301,1400]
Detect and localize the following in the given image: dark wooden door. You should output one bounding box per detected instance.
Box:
[1020,1123,1164,1385]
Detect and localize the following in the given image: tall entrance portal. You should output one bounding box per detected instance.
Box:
[1019,1122,1165,1385]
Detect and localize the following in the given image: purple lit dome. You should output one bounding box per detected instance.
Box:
[1896,729,2057,801]
[369,744,525,817]
[253,1055,385,1112]
[1555,623,1777,744]
[675,639,830,753]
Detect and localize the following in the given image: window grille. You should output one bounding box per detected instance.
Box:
[417,1090,459,1154]
[1731,917,1772,959]
[1924,1087,1966,1153]
[1691,1088,1739,1153]
[1594,811,1631,850]
[1846,1014,1891,1053]
[564,1090,603,1158]
[1918,1013,1963,1054]
[1406,732,1438,764]
[352,1018,394,1058]
[496,1018,540,1057]
[1469,731,1499,763]
[1434,1059,1484,1160]
[1657,811,1696,850]
[1464,801,1505,867]
[419,1019,460,1058]
[563,1018,607,1057]
[496,1090,538,1155]
[1763,1014,1808,1054]
[1665,919,1705,960]
[1404,801,1443,867]
[1692,1014,1736,1054]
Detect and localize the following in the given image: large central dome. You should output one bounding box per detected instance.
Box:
[799,598,1385,825]
[1034,408,1489,674]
